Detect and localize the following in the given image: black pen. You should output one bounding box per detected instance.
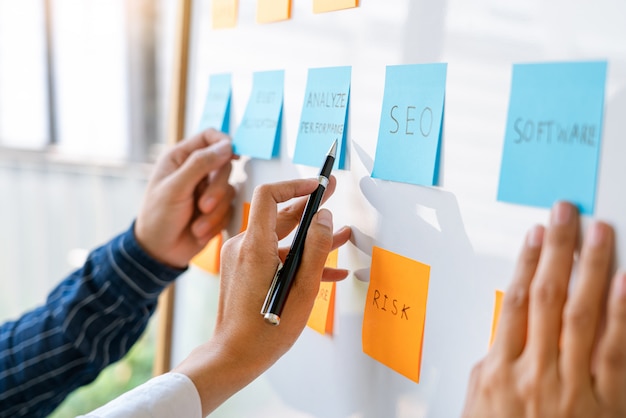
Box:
[261,139,338,325]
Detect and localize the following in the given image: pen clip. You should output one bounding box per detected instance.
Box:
[261,261,283,315]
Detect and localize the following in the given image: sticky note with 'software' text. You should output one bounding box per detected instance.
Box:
[362,246,430,383]
[372,63,447,186]
[293,66,351,170]
[497,61,607,215]
[198,74,232,133]
[234,70,284,159]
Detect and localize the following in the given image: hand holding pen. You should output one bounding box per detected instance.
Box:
[262,140,340,325]
[174,175,351,414]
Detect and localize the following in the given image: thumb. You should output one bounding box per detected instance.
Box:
[294,209,334,299]
[167,139,233,196]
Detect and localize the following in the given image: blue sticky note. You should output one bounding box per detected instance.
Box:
[372,64,447,186]
[198,73,232,133]
[293,66,351,169]
[233,70,284,159]
[497,61,607,215]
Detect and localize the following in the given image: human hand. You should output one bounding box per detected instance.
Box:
[462,201,626,417]
[134,129,236,269]
[173,177,351,415]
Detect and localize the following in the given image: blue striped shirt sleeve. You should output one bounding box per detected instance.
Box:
[0,222,186,418]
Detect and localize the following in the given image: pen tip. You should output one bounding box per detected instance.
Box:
[328,139,338,158]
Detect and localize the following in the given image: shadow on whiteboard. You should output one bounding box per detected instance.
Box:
[260,140,512,417]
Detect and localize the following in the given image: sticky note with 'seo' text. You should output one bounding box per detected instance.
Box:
[293,66,351,170]
[234,70,284,159]
[490,290,504,347]
[372,63,447,186]
[307,249,339,335]
[198,73,232,133]
[257,0,291,23]
[497,61,607,215]
[212,0,238,29]
[362,246,430,383]
[313,0,358,13]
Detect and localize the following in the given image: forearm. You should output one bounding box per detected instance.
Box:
[0,222,185,417]
[172,341,270,416]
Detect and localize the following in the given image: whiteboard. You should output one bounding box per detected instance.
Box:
[171,1,626,416]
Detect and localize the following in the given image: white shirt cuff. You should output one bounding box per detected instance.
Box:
[79,372,202,418]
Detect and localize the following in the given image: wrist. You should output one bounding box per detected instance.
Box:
[133,219,188,270]
[173,341,265,416]
[132,220,189,270]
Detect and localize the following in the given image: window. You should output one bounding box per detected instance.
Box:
[0,1,49,149]
[0,0,175,161]
[0,0,177,415]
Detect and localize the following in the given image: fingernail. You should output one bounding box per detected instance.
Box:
[213,140,232,157]
[527,225,544,248]
[317,209,333,229]
[552,202,574,225]
[587,222,607,247]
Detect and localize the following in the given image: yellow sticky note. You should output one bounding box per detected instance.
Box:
[257,0,291,23]
[325,248,338,268]
[362,246,430,383]
[313,0,358,14]
[212,0,238,29]
[489,290,505,347]
[308,282,336,335]
[307,249,339,335]
[191,232,223,274]
[240,202,251,232]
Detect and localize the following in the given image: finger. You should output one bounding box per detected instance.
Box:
[527,201,579,365]
[282,209,334,323]
[321,267,350,282]
[277,225,351,262]
[197,161,234,213]
[192,201,234,241]
[560,221,613,386]
[274,176,337,240]
[330,225,351,251]
[174,128,230,159]
[595,272,626,406]
[198,177,235,217]
[277,226,352,281]
[247,179,319,242]
[492,224,544,360]
[462,361,485,417]
[166,136,233,197]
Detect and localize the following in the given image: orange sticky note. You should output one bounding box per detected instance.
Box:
[362,246,430,383]
[489,290,505,347]
[212,0,238,29]
[313,0,358,14]
[240,202,251,232]
[257,0,291,23]
[191,232,223,274]
[307,249,339,335]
